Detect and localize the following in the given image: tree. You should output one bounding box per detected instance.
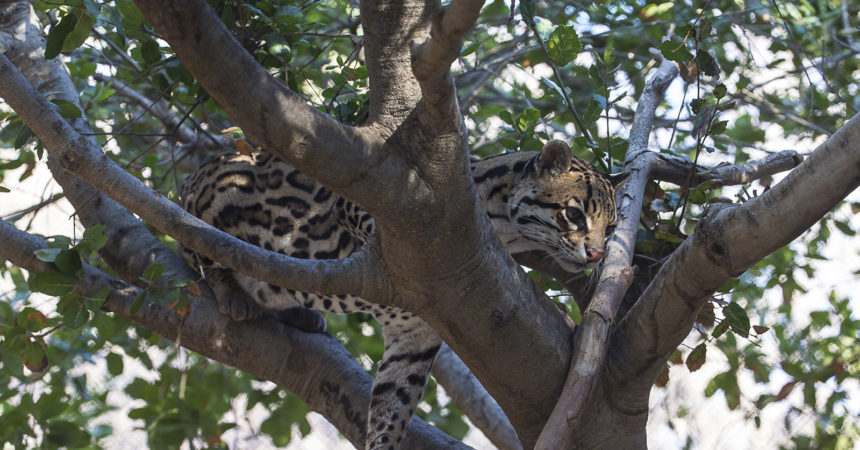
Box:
[0,0,857,448]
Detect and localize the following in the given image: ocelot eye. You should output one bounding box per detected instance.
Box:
[604,223,617,237]
[564,207,586,230]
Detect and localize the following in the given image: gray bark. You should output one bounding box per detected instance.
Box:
[1,0,856,448]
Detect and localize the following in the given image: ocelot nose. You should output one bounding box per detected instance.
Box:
[585,246,604,263]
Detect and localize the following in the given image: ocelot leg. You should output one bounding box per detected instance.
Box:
[204,266,326,333]
[366,316,441,450]
[202,266,263,321]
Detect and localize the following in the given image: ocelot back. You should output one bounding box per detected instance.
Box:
[179,139,627,449]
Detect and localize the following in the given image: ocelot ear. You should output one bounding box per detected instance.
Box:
[537,140,572,176]
[607,171,631,189]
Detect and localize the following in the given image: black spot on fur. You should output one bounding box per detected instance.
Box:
[406,374,425,386]
[473,164,509,184]
[372,382,395,396]
[395,387,411,405]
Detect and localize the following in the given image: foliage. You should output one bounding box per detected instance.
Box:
[0,0,857,448]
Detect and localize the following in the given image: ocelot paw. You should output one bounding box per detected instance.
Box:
[217,295,262,322]
[273,306,327,333]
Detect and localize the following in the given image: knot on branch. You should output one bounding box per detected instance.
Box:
[695,203,738,274]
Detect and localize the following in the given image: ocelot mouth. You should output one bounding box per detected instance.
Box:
[555,257,589,273]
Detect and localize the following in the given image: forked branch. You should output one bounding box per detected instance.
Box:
[133,0,390,210]
[0,220,462,449]
[652,150,804,186]
[412,0,485,104]
[535,57,679,450]
[611,111,860,391]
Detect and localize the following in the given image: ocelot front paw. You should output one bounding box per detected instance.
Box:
[217,294,262,322]
[273,306,327,333]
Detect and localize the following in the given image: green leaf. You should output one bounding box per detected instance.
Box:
[12,122,33,148]
[50,99,83,119]
[461,40,482,57]
[128,406,154,420]
[47,235,72,250]
[712,320,729,339]
[141,38,162,66]
[54,249,82,275]
[781,361,805,378]
[686,343,707,372]
[723,302,750,337]
[591,93,607,110]
[83,0,101,16]
[261,406,295,446]
[28,271,77,296]
[0,345,25,377]
[58,296,90,329]
[659,40,694,62]
[19,308,48,332]
[85,286,111,311]
[567,300,582,325]
[116,0,146,28]
[541,76,566,100]
[516,107,540,133]
[696,50,720,77]
[33,389,66,421]
[717,277,740,294]
[518,0,535,26]
[148,286,181,305]
[130,291,147,315]
[35,248,62,263]
[698,18,713,39]
[61,12,94,53]
[46,420,91,447]
[77,224,107,257]
[106,352,124,376]
[833,220,855,236]
[705,371,740,410]
[142,263,166,283]
[45,13,77,59]
[547,25,582,66]
[23,339,47,372]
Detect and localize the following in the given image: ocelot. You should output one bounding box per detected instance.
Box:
[179,139,627,449]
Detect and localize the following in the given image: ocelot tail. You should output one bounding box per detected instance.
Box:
[179,139,627,449]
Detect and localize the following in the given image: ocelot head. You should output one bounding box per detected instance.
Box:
[509,140,628,273]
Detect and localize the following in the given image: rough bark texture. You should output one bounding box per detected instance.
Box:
[536,57,679,450]
[0,220,464,449]
[133,1,575,446]
[0,1,506,446]
[1,0,857,448]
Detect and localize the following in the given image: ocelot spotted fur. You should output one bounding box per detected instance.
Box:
[179,140,627,449]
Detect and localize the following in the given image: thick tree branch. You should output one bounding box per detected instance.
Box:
[2,12,511,443]
[358,0,430,131]
[535,57,679,450]
[651,150,804,186]
[1,9,460,445]
[0,0,191,286]
[412,0,484,118]
[0,53,388,303]
[611,111,860,390]
[132,0,400,215]
[0,220,464,449]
